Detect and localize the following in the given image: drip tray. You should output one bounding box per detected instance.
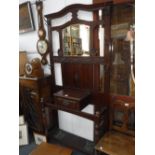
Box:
[48,128,95,155]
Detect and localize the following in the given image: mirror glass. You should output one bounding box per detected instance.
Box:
[110,38,135,96]
[62,24,90,56]
[110,4,135,96]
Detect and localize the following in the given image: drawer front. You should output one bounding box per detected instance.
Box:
[20,79,38,90]
[55,97,79,110]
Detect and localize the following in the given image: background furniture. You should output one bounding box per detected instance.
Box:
[95,130,135,155]
[110,95,135,136]
[19,51,28,76]
[19,75,54,134]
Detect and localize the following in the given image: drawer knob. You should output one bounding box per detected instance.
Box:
[124,103,129,107]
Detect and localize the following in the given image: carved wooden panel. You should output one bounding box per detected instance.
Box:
[61,63,100,91]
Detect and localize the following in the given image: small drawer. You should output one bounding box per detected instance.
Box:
[55,97,79,110]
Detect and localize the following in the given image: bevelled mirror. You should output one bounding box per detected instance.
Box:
[62,24,90,56]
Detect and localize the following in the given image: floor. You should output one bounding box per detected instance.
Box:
[19,130,87,155]
[19,143,86,155]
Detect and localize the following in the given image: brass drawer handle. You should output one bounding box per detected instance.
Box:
[124,103,129,107]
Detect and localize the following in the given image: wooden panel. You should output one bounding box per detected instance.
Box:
[93,0,112,4]
[19,77,39,90]
[93,0,134,4]
[19,75,53,133]
[111,4,134,25]
[19,51,27,76]
[62,63,95,90]
[113,0,134,4]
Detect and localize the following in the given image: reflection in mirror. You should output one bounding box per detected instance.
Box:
[98,10,104,57]
[110,4,135,96]
[110,38,135,96]
[62,24,90,56]
[99,26,104,57]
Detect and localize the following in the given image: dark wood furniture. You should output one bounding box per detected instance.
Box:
[41,1,134,154]
[93,0,134,4]
[95,130,135,155]
[105,5,135,154]
[42,3,113,154]
[54,89,91,110]
[110,95,135,136]
[95,95,135,155]
[19,75,53,133]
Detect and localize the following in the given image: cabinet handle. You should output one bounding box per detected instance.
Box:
[124,103,129,107]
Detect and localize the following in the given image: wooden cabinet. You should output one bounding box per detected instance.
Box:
[19,75,52,133]
[110,95,135,136]
[54,89,91,111]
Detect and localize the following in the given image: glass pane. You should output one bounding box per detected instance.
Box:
[62,24,90,56]
[110,39,130,95]
[110,4,135,96]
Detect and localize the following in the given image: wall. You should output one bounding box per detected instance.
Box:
[19,0,92,73]
[19,0,92,52]
[19,0,94,141]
